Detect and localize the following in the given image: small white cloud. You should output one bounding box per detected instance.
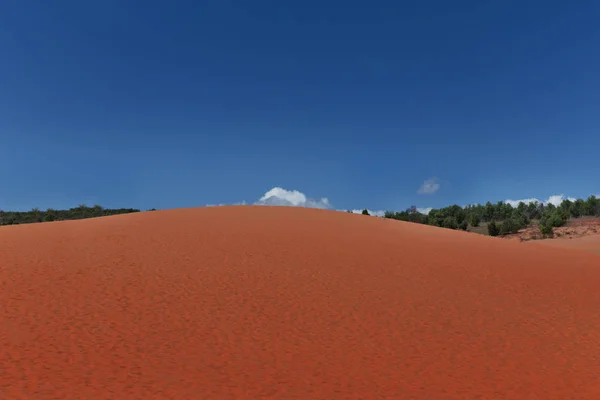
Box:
[254,187,331,209]
[504,194,577,208]
[503,198,540,208]
[417,177,440,195]
[205,201,247,207]
[416,207,433,215]
[347,209,386,217]
[546,194,577,206]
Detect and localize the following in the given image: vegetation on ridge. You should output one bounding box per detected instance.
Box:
[2,195,599,239]
[0,205,140,226]
[383,195,600,237]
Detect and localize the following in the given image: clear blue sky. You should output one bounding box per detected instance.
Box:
[1,0,599,212]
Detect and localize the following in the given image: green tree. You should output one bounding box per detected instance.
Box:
[500,219,521,235]
[443,216,458,229]
[361,209,370,216]
[571,199,584,218]
[469,214,481,227]
[487,221,500,237]
[483,202,495,221]
[539,224,554,237]
[585,195,599,216]
[540,209,568,228]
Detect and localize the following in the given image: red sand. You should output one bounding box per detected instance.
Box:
[2,206,600,399]
[534,234,600,255]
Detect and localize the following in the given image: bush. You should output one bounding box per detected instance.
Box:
[469,214,480,227]
[361,209,370,216]
[500,219,514,235]
[487,221,500,236]
[499,218,523,235]
[540,209,568,229]
[443,216,458,229]
[539,224,554,237]
[459,220,468,230]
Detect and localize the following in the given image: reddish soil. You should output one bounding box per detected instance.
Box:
[504,217,600,242]
[535,234,600,255]
[2,206,600,399]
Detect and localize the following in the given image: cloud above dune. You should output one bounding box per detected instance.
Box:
[254,187,331,209]
[348,209,386,217]
[206,187,598,219]
[504,194,577,207]
[417,177,440,195]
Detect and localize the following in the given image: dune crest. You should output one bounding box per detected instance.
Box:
[2,206,600,399]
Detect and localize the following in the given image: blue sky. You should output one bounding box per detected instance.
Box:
[1,1,599,213]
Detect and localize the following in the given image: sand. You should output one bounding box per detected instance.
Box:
[2,206,600,399]
[534,234,600,255]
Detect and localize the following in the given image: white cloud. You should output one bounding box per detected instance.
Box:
[254,187,331,209]
[205,201,247,207]
[504,194,577,208]
[342,208,431,217]
[348,209,386,217]
[417,177,440,195]
[206,186,435,217]
[503,198,540,207]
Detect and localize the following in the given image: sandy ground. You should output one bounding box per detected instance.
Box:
[2,206,600,399]
[535,234,600,255]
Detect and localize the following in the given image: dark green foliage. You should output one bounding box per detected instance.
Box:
[469,214,480,227]
[458,220,468,231]
[383,194,600,236]
[499,219,512,235]
[539,224,554,237]
[487,221,500,236]
[511,211,529,230]
[0,206,140,226]
[539,209,568,229]
[499,218,522,235]
[526,201,541,220]
[383,208,429,224]
[442,216,458,229]
[584,195,600,216]
[361,209,370,216]
[484,202,495,221]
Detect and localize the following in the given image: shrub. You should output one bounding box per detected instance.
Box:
[499,218,523,235]
[459,220,468,231]
[361,209,370,216]
[500,219,514,235]
[443,216,458,229]
[469,214,480,227]
[487,221,500,236]
[540,209,568,229]
[539,224,554,237]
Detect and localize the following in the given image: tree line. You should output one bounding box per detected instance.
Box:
[0,205,141,226]
[381,195,600,237]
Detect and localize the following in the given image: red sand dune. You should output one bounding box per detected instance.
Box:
[534,234,600,255]
[2,206,600,399]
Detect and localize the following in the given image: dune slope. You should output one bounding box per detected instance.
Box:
[2,206,600,399]
[534,234,600,255]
